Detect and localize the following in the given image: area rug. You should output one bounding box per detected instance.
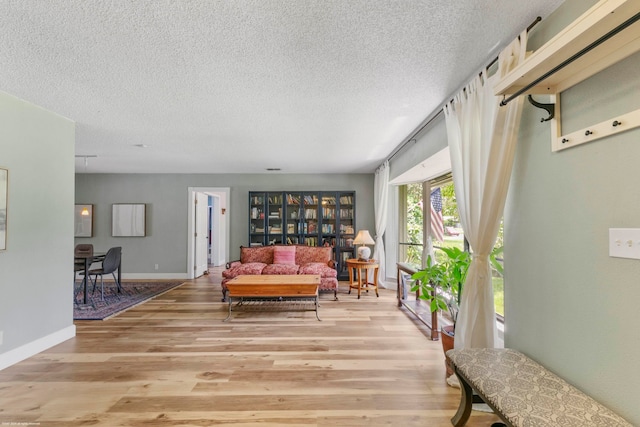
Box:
[74,281,185,320]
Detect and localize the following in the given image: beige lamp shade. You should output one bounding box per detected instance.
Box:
[354,230,375,260]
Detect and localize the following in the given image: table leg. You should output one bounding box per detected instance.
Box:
[374,267,379,297]
[224,298,233,322]
[83,257,89,304]
[357,267,362,299]
[315,295,321,321]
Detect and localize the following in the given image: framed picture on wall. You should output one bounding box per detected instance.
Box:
[0,168,7,251]
[112,203,146,237]
[74,204,93,237]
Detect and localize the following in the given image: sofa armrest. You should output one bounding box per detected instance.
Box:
[225,260,241,269]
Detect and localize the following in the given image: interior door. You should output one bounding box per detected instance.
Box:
[194,192,209,277]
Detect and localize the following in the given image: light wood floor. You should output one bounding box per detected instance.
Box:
[0,268,501,426]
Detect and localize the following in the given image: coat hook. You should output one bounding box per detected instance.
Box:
[585,130,593,136]
[612,120,621,127]
[527,95,555,122]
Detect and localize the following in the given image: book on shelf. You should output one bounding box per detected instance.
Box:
[339,195,353,204]
[304,237,318,246]
[268,195,282,204]
[322,207,336,219]
[286,194,300,205]
[251,207,263,219]
[303,195,318,205]
[340,224,354,234]
[340,208,353,219]
[322,196,336,205]
[321,223,335,233]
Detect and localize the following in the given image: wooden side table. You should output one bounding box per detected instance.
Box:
[346,258,379,299]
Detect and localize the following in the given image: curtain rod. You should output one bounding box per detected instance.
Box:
[501,12,640,106]
[386,109,444,162]
[386,15,542,164]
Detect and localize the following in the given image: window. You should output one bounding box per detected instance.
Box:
[398,183,424,268]
[398,177,504,316]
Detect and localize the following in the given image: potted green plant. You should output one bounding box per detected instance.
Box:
[410,246,503,376]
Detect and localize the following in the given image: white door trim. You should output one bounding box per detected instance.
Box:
[187,187,231,279]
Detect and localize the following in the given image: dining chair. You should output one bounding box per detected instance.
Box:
[74,244,94,266]
[88,246,122,301]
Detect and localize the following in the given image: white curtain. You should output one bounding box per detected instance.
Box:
[445,31,527,349]
[373,161,389,284]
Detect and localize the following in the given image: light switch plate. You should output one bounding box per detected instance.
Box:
[609,228,640,259]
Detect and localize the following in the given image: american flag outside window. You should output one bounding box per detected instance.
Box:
[430,187,444,242]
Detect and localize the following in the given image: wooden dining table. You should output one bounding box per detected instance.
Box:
[74,252,122,304]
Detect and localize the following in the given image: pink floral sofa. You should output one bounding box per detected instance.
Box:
[221,245,338,301]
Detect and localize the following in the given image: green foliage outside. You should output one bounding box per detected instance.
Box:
[405,183,424,266]
[493,276,504,316]
[403,182,504,316]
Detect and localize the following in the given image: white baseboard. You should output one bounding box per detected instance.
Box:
[0,325,76,371]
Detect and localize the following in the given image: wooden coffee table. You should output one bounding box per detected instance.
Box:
[224,275,321,321]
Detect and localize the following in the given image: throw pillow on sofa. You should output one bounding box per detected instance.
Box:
[273,245,296,264]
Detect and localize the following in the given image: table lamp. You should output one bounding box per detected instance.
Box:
[353,230,375,261]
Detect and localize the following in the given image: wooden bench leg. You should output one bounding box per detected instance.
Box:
[451,368,473,427]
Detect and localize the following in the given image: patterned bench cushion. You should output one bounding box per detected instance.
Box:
[446,348,632,427]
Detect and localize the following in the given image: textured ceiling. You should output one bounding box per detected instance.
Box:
[0,0,564,174]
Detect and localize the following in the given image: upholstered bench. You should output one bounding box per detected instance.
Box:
[446,348,632,427]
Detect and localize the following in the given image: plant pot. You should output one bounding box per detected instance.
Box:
[441,325,455,377]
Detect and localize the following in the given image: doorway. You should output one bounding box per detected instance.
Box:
[187,187,230,279]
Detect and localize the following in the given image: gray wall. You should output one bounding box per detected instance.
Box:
[389,113,448,182]
[0,91,76,366]
[504,3,640,423]
[75,173,374,275]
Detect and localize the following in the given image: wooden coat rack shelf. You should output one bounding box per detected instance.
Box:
[494,0,640,152]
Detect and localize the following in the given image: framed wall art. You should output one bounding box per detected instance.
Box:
[74,204,93,237]
[112,203,146,237]
[0,168,7,251]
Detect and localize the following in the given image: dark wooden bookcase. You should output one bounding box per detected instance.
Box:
[248,191,355,279]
